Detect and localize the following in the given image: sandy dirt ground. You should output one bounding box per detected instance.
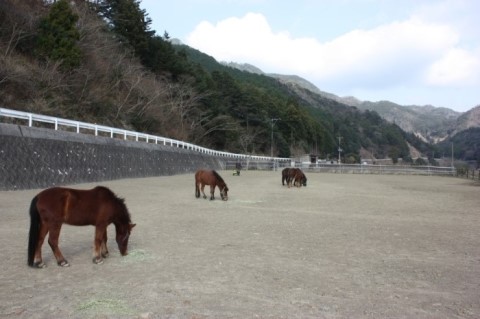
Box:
[0,171,479,319]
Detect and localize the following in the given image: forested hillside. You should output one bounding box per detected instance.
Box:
[0,0,434,162]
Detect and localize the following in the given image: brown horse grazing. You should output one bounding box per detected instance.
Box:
[28,186,135,268]
[286,168,307,188]
[195,169,229,201]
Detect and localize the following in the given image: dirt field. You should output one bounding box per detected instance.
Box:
[0,171,479,319]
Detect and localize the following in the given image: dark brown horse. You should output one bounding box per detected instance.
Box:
[286,168,307,188]
[195,169,229,201]
[28,186,135,268]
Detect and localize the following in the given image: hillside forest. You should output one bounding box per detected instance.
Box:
[0,0,444,163]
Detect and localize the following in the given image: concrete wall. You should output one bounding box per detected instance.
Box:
[0,123,224,190]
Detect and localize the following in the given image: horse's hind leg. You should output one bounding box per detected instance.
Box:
[200,184,207,199]
[47,223,70,267]
[195,183,200,198]
[33,222,49,268]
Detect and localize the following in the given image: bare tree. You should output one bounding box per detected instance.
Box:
[163,80,209,140]
[0,0,39,58]
[238,126,265,154]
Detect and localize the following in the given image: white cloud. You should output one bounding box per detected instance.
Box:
[185,9,479,110]
[187,13,299,69]
[312,18,458,80]
[187,13,461,80]
[425,48,480,86]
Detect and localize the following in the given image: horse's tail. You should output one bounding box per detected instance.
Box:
[28,196,39,267]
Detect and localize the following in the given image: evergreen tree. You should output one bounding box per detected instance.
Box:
[36,0,81,70]
[94,0,154,60]
[145,35,189,77]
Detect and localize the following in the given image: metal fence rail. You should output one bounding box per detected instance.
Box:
[225,161,456,176]
[304,163,455,176]
[0,107,289,162]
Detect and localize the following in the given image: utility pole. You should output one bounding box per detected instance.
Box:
[337,136,343,164]
[270,118,280,158]
[451,142,454,168]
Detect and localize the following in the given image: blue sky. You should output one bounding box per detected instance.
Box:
[140,0,480,112]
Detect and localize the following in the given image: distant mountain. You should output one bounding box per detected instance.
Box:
[232,63,477,138]
[176,51,433,161]
[354,101,461,143]
[223,66,349,104]
[222,62,264,75]
[264,71,460,139]
[455,105,480,133]
[222,61,480,161]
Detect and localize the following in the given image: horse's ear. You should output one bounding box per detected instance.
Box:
[130,223,136,230]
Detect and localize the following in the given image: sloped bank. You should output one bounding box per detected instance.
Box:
[0,123,224,190]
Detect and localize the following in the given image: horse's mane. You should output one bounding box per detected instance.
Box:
[211,170,225,184]
[95,186,131,223]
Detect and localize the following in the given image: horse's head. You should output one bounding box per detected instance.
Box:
[302,175,307,187]
[220,185,229,201]
[116,223,136,256]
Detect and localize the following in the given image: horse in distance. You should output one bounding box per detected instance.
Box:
[28,186,135,268]
[286,168,307,188]
[195,169,229,201]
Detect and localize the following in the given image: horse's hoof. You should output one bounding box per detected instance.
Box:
[93,257,104,265]
[58,260,70,267]
[203,196,207,199]
[33,261,46,269]
[102,252,109,258]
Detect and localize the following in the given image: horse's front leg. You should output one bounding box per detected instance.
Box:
[201,184,207,199]
[294,177,300,187]
[209,185,215,200]
[93,226,106,264]
[48,223,70,267]
[101,230,109,258]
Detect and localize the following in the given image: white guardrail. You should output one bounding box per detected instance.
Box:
[0,107,289,162]
[224,160,456,176]
[303,163,456,176]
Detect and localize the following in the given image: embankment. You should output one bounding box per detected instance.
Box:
[0,123,223,190]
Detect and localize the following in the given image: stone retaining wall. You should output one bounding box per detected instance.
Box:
[0,123,224,190]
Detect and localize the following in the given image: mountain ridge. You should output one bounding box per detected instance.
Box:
[222,61,480,146]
